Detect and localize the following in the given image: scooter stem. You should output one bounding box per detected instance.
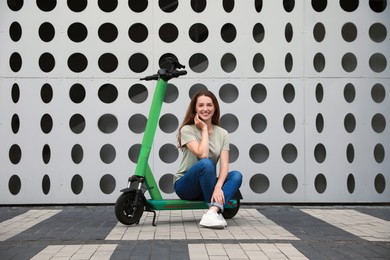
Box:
[134,78,167,198]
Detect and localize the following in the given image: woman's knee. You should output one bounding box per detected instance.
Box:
[198,158,215,173]
[229,170,243,185]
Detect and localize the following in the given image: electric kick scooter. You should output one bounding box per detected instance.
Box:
[115,58,242,226]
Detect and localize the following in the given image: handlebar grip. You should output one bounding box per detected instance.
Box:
[140,74,158,81]
[172,70,187,78]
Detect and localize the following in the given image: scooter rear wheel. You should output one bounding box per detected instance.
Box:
[115,192,144,225]
[222,200,240,219]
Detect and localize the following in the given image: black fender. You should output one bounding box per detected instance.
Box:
[118,188,150,211]
[120,187,137,193]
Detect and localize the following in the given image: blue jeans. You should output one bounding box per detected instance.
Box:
[174,158,242,212]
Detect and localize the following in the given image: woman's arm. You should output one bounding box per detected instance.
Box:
[212,150,229,205]
[185,114,209,158]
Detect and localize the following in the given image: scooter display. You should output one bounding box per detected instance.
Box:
[115,58,242,226]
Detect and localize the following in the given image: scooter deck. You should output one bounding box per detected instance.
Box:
[148,199,208,210]
[147,199,238,210]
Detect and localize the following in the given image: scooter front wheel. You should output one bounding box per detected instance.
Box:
[115,191,145,225]
[222,200,240,219]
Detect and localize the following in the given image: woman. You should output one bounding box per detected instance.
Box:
[173,90,242,229]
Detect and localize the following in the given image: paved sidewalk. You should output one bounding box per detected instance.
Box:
[0,205,389,259]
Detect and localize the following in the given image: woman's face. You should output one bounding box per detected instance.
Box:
[195,95,215,122]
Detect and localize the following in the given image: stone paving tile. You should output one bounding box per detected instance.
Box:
[106,209,298,241]
[0,206,389,260]
[0,209,61,241]
[301,209,390,241]
[30,244,117,260]
[188,243,308,260]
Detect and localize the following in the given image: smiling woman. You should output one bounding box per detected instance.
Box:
[173,90,242,229]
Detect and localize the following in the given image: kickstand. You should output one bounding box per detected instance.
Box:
[151,210,157,226]
[145,208,157,226]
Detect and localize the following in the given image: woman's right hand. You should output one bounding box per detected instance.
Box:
[194,113,207,130]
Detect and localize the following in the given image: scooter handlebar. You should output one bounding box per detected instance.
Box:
[140,69,187,81]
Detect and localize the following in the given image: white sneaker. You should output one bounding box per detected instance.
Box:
[199,210,225,229]
[218,213,227,227]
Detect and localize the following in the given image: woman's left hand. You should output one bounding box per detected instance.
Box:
[211,186,225,205]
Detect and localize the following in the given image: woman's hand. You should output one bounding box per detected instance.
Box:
[194,113,207,130]
[211,186,225,205]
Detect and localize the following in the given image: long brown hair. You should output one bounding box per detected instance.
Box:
[177,90,220,147]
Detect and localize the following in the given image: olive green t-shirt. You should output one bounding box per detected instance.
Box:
[174,124,229,183]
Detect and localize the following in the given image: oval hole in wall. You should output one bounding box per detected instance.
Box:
[285,53,293,72]
[71,174,83,194]
[129,114,147,133]
[251,84,267,103]
[42,144,51,164]
[347,173,355,193]
[249,144,269,163]
[285,23,293,42]
[9,144,22,164]
[371,83,385,103]
[252,114,267,133]
[283,113,295,133]
[42,174,50,195]
[220,113,239,133]
[250,173,270,194]
[129,84,148,103]
[312,0,327,12]
[281,143,298,163]
[159,23,178,43]
[344,83,356,103]
[315,173,327,194]
[69,83,86,104]
[374,173,386,194]
[71,144,84,164]
[316,113,324,133]
[128,144,141,163]
[313,53,325,72]
[159,144,179,163]
[253,23,265,42]
[100,174,116,194]
[9,175,21,195]
[253,53,265,73]
[12,83,20,103]
[41,83,53,103]
[374,143,385,163]
[282,173,298,194]
[229,144,239,163]
[341,22,357,42]
[371,113,386,133]
[313,22,325,42]
[41,114,53,134]
[344,113,356,133]
[369,23,387,43]
[10,22,22,42]
[98,83,118,104]
[11,114,20,134]
[69,114,86,134]
[346,143,355,163]
[159,174,175,194]
[314,143,326,163]
[98,114,118,134]
[159,113,179,133]
[315,83,324,103]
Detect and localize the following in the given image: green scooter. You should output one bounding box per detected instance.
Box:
[115,58,242,226]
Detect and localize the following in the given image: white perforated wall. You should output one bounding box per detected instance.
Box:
[0,0,389,204]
